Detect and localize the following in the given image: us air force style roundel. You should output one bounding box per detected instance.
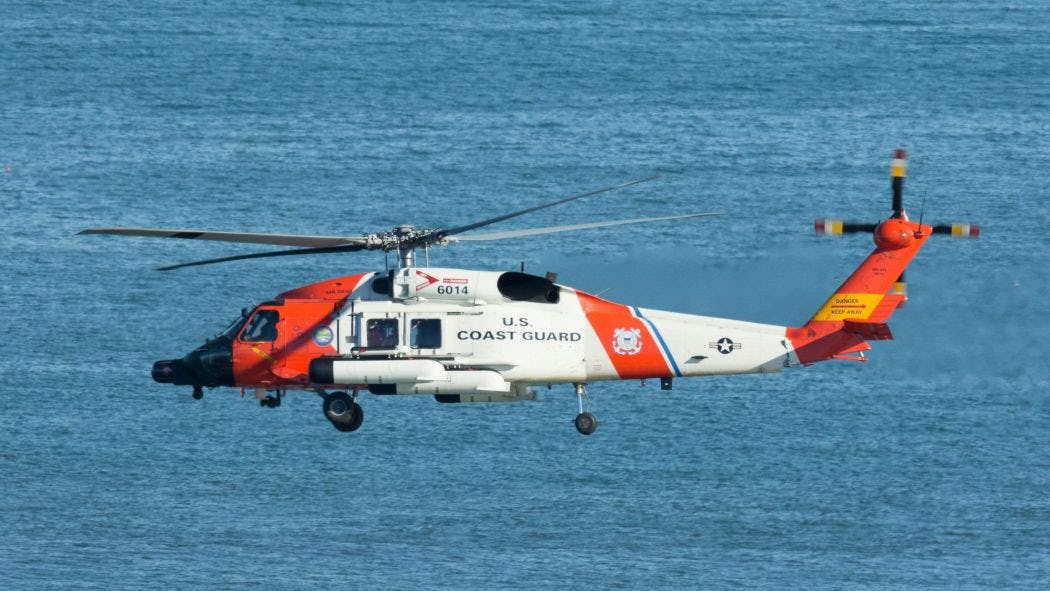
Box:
[612,327,643,355]
[710,337,740,355]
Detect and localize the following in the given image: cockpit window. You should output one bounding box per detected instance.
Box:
[240,310,279,342]
[217,316,248,341]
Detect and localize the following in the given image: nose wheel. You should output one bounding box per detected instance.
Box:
[573,383,597,435]
[323,390,364,432]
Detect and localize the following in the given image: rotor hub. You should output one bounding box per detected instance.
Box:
[873,218,914,250]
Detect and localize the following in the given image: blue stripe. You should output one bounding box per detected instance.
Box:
[632,306,682,377]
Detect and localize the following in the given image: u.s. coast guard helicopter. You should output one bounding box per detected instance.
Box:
[81,150,977,435]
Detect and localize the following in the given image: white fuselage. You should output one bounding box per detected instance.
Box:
[327,267,799,391]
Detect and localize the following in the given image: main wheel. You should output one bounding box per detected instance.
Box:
[324,392,364,432]
[574,412,597,435]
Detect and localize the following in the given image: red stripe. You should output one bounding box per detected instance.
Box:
[577,292,672,379]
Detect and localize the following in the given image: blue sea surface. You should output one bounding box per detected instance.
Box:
[2,1,1049,589]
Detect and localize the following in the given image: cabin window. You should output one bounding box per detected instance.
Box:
[410,319,442,349]
[240,310,279,342]
[366,318,399,349]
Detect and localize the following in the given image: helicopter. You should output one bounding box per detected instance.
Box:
[80,150,977,435]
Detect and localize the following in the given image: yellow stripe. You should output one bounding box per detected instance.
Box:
[811,293,885,321]
[951,223,967,237]
[251,346,277,364]
[891,158,907,178]
[831,219,843,235]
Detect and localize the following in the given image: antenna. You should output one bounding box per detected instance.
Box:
[915,193,927,238]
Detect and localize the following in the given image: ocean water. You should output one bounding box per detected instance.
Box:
[2,1,1049,588]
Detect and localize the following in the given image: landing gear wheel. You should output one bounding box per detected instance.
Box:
[572,383,596,435]
[575,412,597,435]
[260,395,280,408]
[334,404,364,432]
[192,386,203,400]
[323,391,364,432]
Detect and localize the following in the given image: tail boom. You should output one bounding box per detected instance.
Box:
[787,218,931,365]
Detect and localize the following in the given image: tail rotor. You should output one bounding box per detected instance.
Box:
[814,149,980,304]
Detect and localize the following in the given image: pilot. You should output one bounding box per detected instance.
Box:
[244,310,278,342]
[257,315,278,341]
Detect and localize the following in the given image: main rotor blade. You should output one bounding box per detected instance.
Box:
[78,227,369,249]
[453,212,720,241]
[157,244,366,271]
[440,176,659,237]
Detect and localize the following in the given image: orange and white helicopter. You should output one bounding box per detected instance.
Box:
[81,150,977,435]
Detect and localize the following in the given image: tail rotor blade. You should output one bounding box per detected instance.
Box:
[891,148,906,218]
[893,270,907,306]
[814,220,877,235]
[931,223,981,238]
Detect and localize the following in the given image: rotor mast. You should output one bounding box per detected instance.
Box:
[395,225,418,268]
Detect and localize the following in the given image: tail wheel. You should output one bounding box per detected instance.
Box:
[323,391,364,432]
[574,412,597,435]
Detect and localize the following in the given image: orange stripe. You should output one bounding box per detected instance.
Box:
[577,292,672,379]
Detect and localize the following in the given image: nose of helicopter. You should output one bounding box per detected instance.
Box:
[151,358,190,384]
[152,338,235,387]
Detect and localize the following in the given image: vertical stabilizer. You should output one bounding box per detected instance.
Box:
[787,218,931,364]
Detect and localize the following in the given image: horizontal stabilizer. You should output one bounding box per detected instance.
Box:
[866,293,906,323]
[842,320,894,341]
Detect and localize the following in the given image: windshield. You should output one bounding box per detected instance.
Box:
[215,315,248,341]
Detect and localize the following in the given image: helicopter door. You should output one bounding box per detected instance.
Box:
[236,308,284,382]
[441,311,480,357]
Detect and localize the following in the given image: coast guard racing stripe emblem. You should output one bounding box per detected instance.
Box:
[612,327,643,355]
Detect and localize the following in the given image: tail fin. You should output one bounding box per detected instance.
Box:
[787,218,931,364]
